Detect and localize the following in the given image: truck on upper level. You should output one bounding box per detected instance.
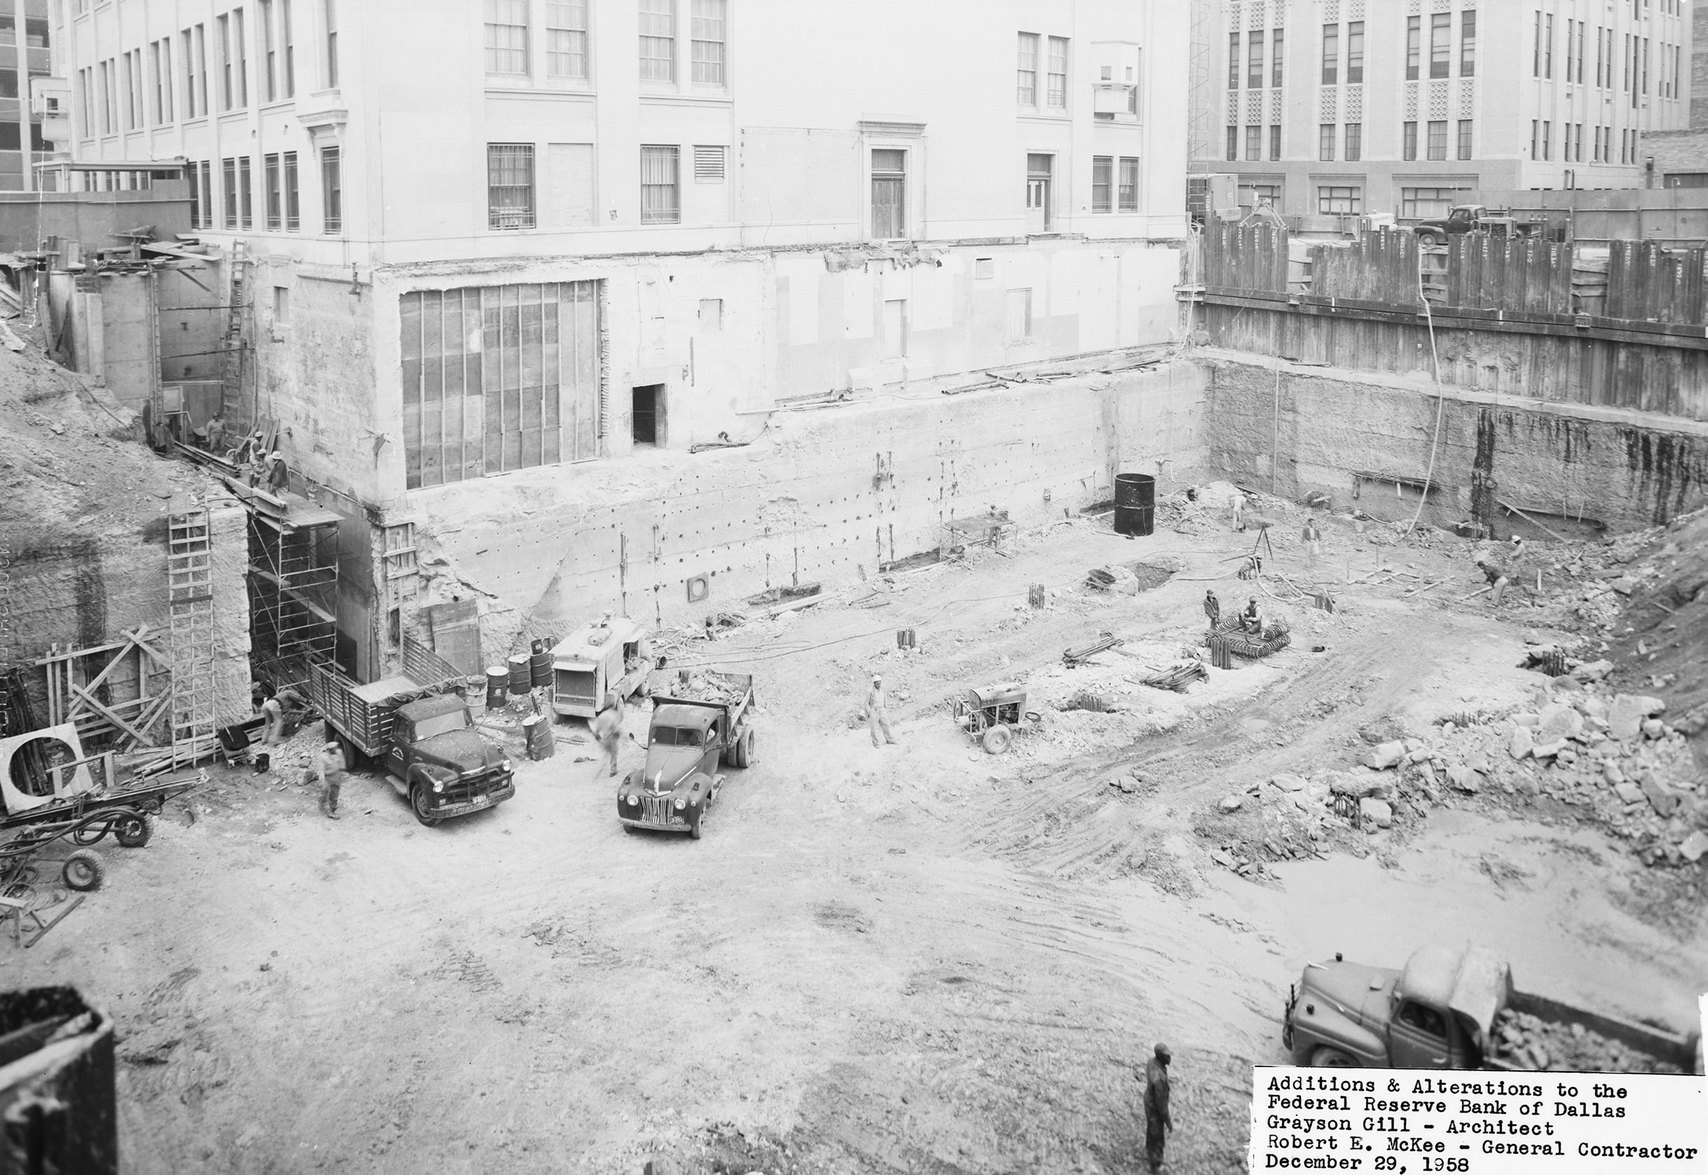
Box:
[1413,204,1549,248]
[1283,945,1703,1075]
[617,670,754,839]
[309,665,515,827]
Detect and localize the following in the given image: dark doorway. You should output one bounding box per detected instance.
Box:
[632,384,664,446]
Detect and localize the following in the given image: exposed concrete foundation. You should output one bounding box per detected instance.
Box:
[1203,353,1708,535]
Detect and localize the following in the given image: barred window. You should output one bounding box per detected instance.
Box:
[640,144,680,224]
[488,143,536,229]
[545,0,589,80]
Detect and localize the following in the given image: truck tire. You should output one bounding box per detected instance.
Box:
[410,784,445,828]
[62,850,104,892]
[1310,1046,1357,1068]
[730,729,753,769]
[981,724,1013,755]
[1417,230,1441,248]
[115,812,153,848]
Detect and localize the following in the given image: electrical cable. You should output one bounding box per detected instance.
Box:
[1400,238,1448,538]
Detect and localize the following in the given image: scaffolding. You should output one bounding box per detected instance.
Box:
[247,499,340,690]
[167,504,218,765]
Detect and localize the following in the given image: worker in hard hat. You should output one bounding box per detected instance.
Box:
[866,674,897,748]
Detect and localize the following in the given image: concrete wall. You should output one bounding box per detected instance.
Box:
[1204,355,1708,534]
[402,360,1208,655]
[0,188,192,255]
[97,271,155,409]
[157,262,226,388]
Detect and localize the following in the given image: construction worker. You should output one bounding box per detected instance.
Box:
[1476,558,1509,605]
[1302,519,1323,561]
[309,741,347,820]
[866,674,897,748]
[1142,1042,1174,1172]
[265,451,290,495]
[1202,590,1221,632]
[1242,597,1263,635]
[592,693,623,778]
[1230,494,1246,532]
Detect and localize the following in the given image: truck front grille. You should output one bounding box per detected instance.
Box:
[641,794,677,826]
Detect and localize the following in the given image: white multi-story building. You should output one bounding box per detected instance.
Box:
[54,0,1190,675]
[1187,0,1693,221]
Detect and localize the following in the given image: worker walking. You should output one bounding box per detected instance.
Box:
[866,674,897,748]
[1230,494,1246,532]
[1142,1042,1174,1172]
[1302,519,1323,562]
[1202,590,1220,633]
[308,741,347,820]
[592,693,624,778]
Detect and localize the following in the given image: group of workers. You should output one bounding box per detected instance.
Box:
[1203,589,1265,636]
[188,416,290,495]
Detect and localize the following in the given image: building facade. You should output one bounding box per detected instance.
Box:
[1188,0,1694,222]
[54,0,1190,676]
[1,0,53,189]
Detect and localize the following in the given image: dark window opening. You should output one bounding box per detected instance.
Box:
[632,384,664,446]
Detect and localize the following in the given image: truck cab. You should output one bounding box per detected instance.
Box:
[1283,948,1489,1068]
[384,694,515,825]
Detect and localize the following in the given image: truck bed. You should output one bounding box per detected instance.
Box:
[1486,990,1700,1074]
[309,666,412,758]
[650,670,753,717]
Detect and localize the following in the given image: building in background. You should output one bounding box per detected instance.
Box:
[1188,0,1694,223]
[1,0,55,188]
[52,0,1190,678]
[1644,0,1708,186]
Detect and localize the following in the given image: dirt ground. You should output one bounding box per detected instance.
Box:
[9,496,1707,1175]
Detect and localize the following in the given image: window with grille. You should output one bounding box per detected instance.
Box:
[691,0,725,86]
[1317,185,1360,214]
[545,0,588,80]
[187,157,200,225]
[485,0,528,74]
[1018,32,1038,105]
[693,144,725,183]
[221,157,238,226]
[640,145,679,223]
[265,153,282,229]
[488,143,536,229]
[283,151,299,229]
[640,0,675,82]
[871,148,906,237]
[1091,155,1112,212]
[1046,37,1067,107]
[321,145,341,233]
[239,157,253,228]
[1117,157,1138,212]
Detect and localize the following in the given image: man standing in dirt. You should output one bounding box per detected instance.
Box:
[1302,519,1323,562]
[867,674,897,747]
[1143,1042,1173,1172]
[1202,590,1220,633]
[309,741,346,820]
[592,693,624,778]
[1475,557,1509,604]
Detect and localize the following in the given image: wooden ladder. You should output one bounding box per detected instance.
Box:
[219,239,248,420]
[167,505,218,766]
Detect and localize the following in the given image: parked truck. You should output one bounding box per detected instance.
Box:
[617,670,754,839]
[1283,945,1703,1074]
[1413,203,1548,247]
[309,665,515,827]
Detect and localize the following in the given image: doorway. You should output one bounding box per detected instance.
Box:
[1026,154,1053,233]
[631,384,664,446]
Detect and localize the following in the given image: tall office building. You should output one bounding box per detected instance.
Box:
[2,0,54,189]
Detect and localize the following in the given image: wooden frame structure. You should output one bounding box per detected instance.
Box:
[34,625,173,751]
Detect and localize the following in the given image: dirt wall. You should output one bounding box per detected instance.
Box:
[1205,354,1708,534]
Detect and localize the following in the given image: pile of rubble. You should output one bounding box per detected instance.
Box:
[1489,1010,1690,1074]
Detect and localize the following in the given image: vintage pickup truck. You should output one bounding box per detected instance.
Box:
[1283,945,1702,1074]
[617,670,754,839]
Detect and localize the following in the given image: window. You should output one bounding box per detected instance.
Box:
[1271,29,1284,86]
[1542,120,1551,161]
[399,282,603,487]
[488,143,536,229]
[187,157,201,226]
[192,24,208,117]
[1530,119,1539,159]
[546,0,589,80]
[217,13,232,108]
[1400,186,1466,219]
[239,157,253,228]
[265,153,282,229]
[1318,123,1334,162]
[1091,155,1112,212]
[123,49,139,129]
[1533,11,1542,77]
[1346,22,1363,83]
[261,0,276,99]
[691,0,725,86]
[1006,289,1032,343]
[222,157,238,227]
[1429,13,1450,79]
[632,385,663,445]
[1317,186,1360,214]
[1426,120,1447,161]
[1118,157,1139,212]
[1403,121,1418,161]
[150,40,172,124]
[1018,32,1038,103]
[1457,120,1473,160]
[639,0,674,83]
[1396,1002,1447,1040]
[871,148,906,237]
[321,144,341,233]
[1344,123,1362,162]
[1046,37,1067,107]
[1225,125,1238,161]
[1243,182,1281,211]
[234,7,248,105]
[1596,26,1606,88]
[1269,125,1281,160]
[1321,23,1338,84]
[1544,13,1553,79]
[1406,16,1420,80]
[1227,32,1240,89]
[1247,30,1264,88]
[1244,125,1261,160]
[76,68,90,137]
[284,150,299,229]
[323,0,337,86]
[100,58,115,133]
[640,144,680,223]
[485,0,528,74]
[1460,12,1476,77]
[282,0,295,96]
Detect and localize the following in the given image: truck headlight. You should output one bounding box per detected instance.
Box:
[625,793,639,807]
[501,759,514,773]
[673,797,686,811]
[432,779,444,794]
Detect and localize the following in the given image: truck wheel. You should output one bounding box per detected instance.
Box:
[1310,1046,1356,1068]
[1417,230,1440,248]
[410,786,444,828]
[731,730,753,768]
[115,812,153,848]
[981,724,1013,755]
[62,850,104,892]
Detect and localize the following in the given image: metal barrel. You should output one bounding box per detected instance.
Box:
[486,666,510,707]
[1114,472,1156,509]
[522,714,555,760]
[529,648,553,689]
[1114,505,1155,536]
[507,654,532,695]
